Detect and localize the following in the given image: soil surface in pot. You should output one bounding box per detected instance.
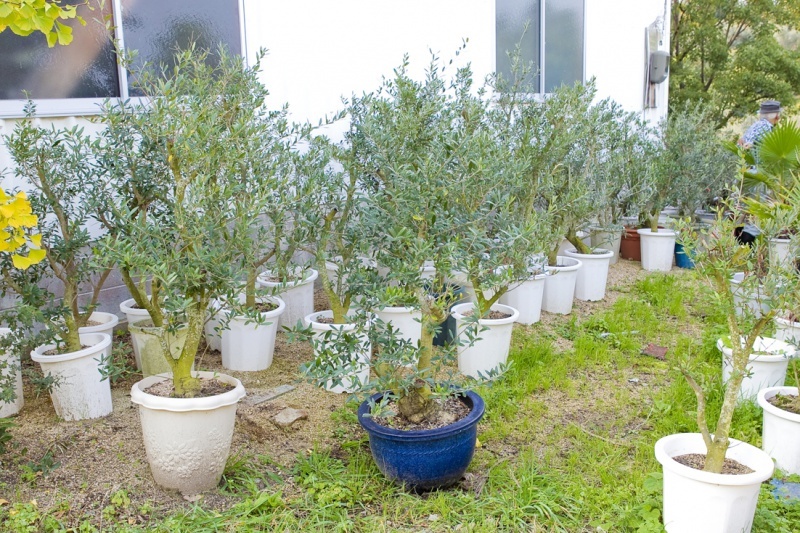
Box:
[42,345,91,355]
[459,309,512,320]
[673,453,754,474]
[372,397,470,431]
[768,393,800,415]
[251,301,279,313]
[144,377,235,399]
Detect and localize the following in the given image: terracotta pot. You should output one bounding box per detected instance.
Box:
[619,227,641,261]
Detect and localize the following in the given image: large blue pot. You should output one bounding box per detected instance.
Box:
[674,242,695,269]
[358,390,485,491]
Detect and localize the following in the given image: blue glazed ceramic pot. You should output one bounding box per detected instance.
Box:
[358,390,485,491]
[675,242,695,269]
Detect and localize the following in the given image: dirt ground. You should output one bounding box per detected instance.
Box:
[0,258,671,525]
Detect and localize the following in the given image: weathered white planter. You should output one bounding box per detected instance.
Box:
[499,273,546,325]
[256,268,318,329]
[590,228,622,265]
[452,302,519,379]
[31,333,113,421]
[757,386,800,476]
[119,297,153,368]
[78,311,119,337]
[717,336,796,401]
[541,256,582,315]
[774,315,800,344]
[305,310,371,393]
[130,371,246,494]
[220,296,285,371]
[0,328,23,417]
[638,228,676,272]
[373,305,421,350]
[447,270,475,303]
[563,248,614,301]
[420,261,436,280]
[730,273,770,318]
[204,299,222,352]
[769,237,793,269]
[654,433,774,533]
[129,320,190,378]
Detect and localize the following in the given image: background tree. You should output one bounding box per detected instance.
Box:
[0,0,92,47]
[670,0,800,128]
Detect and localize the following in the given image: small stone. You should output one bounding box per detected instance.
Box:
[428,514,440,522]
[642,343,668,360]
[628,378,640,384]
[183,494,202,502]
[273,407,308,428]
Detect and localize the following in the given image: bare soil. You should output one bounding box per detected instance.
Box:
[459,309,512,320]
[768,393,800,415]
[372,397,471,431]
[1,259,663,526]
[673,453,755,475]
[143,377,235,398]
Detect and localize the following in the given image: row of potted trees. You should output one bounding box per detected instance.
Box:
[0,45,787,517]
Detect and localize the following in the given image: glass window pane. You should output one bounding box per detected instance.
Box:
[544,0,584,93]
[496,0,541,91]
[122,0,242,96]
[0,1,118,100]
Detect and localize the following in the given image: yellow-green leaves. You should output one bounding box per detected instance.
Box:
[0,0,85,47]
[0,189,45,270]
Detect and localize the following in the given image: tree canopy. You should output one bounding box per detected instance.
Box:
[0,0,89,47]
[670,0,800,128]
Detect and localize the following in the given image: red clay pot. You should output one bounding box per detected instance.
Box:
[619,227,642,261]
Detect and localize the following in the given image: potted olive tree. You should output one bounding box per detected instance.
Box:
[97,48,278,494]
[4,111,117,421]
[654,201,798,531]
[296,54,486,490]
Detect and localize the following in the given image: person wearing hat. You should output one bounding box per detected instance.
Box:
[738,100,781,150]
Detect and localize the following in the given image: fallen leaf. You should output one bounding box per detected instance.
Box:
[642,343,667,360]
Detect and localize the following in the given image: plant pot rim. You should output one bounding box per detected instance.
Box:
[257,267,319,288]
[563,248,614,259]
[78,311,120,333]
[637,228,676,237]
[130,371,246,412]
[545,256,582,272]
[775,315,800,327]
[305,309,366,329]
[375,305,420,314]
[218,295,286,319]
[31,333,111,364]
[757,386,800,422]
[451,302,519,325]
[358,390,485,440]
[769,236,792,243]
[716,336,796,362]
[119,297,154,315]
[654,433,774,486]
[129,318,189,335]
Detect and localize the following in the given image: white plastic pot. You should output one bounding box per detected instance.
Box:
[447,270,475,303]
[717,336,796,401]
[654,433,774,533]
[774,316,800,345]
[452,302,519,379]
[757,386,800,475]
[119,297,153,368]
[129,320,190,378]
[590,228,622,265]
[257,268,318,329]
[31,333,113,421]
[130,371,246,494]
[769,237,792,269]
[204,299,222,352]
[220,296,285,371]
[373,305,421,349]
[541,256,582,315]
[0,328,23,417]
[78,311,119,337]
[420,261,436,280]
[563,248,614,301]
[638,228,676,272]
[305,310,371,394]
[500,273,546,325]
[730,273,770,318]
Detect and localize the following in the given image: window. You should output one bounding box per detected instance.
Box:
[0,0,244,117]
[496,0,585,93]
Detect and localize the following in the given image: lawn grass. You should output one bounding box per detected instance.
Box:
[3,271,800,531]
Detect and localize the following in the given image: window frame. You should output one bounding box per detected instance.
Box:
[495,0,587,95]
[0,0,248,119]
